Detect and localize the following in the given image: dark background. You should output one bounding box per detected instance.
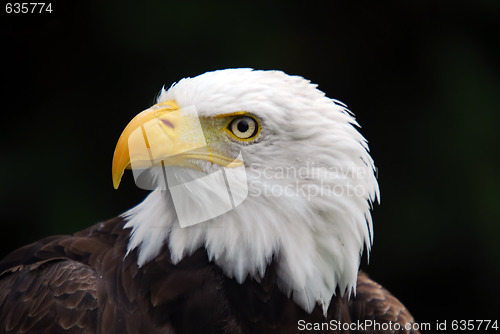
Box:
[1,0,499,327]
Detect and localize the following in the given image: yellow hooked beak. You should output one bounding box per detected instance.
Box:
[111,100,242,189]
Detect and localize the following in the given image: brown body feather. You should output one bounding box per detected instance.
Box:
[0,217,418,333]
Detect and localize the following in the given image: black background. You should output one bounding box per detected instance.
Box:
[1,0,499,326]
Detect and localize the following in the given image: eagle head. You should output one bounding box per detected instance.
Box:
[111,68,379,314]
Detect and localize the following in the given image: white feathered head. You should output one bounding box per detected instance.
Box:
[112,68,379,314]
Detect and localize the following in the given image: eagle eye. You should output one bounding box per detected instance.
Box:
[228,116,259,140]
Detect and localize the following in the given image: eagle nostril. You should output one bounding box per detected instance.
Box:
[161,119,175,129]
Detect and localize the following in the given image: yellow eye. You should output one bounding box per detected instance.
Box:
[228,116,259,140]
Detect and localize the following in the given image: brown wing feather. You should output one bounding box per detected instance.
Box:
[0,217,418,334]
[349,271,420,334]
[0,219,125,334]
[0,218,207,333]
[0,259,98,333]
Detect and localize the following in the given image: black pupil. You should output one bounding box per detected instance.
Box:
[237,119,249,133]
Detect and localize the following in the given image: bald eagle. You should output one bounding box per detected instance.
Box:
[0,69,418,333]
